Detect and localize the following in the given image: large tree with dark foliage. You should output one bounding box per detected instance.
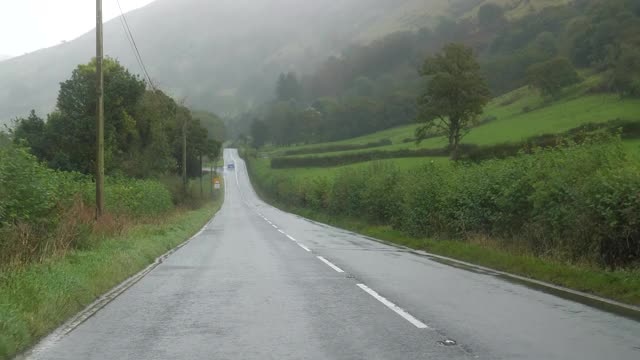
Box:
[417,44,490,159]
[11,110,47,160]
[46,58,146,173]
[250,119,269,148]
[276,72,303,102]
[527,57,580,99]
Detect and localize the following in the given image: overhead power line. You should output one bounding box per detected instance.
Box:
[114,0,156,90]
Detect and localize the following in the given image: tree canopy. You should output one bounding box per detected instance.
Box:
[527,57,580,98]
[417,43,490,159]
[11,58,223,179]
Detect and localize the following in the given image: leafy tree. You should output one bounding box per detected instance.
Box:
[47,57,146,174]
[478,3,507,30]
[276,72,302,101]
[0,131,10,149]
[527,57,580,98]
[250,119,269,148]
[267,101,299,146]
[417,43,490,159]
[124,89,177,177]
[530,31,558,58]
[11,110,47,159]
[607,45,640,97]
[299,107,323,143]
[206,139,222,163]
[193,111,226,142]
[172,107,210,178]
[352,76,375,96]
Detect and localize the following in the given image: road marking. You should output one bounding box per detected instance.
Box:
[286,235,296,242]
[356,284,428,329]
[297,243,311,252]
[317,256,344,273]
[278,229,285,234]
[272,224,278,229]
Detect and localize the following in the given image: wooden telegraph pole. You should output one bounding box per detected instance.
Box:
[182,112,188,195]
[96,0,105,218]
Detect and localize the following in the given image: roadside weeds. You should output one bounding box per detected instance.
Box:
[0,196,223,360]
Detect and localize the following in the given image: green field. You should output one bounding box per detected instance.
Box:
[268,79,640,161]
[252,156,449,181]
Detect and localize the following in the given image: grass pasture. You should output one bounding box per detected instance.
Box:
[269,80,640,161]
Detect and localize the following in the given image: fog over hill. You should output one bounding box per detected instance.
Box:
[0,0,552,124]
[0,0,459,123]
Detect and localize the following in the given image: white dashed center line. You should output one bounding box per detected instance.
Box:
[317,256,344,273]
[357,284,428,329]
[297,243,311,252]
[230,151,429,333]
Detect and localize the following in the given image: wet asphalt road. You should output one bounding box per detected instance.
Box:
[26,149,640,360]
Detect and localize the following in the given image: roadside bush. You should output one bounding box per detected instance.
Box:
[0,145,176,267]
[360,162,402,224]
[0,147,75,227]
[248,136,640,268]
[328,168,369,217]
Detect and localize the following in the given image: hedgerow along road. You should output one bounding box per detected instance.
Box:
[20,149,640,360]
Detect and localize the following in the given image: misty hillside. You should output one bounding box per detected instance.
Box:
[0,0,554,124]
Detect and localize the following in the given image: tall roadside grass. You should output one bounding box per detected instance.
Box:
[0,146,175,267]
[0,200,222,359]
[244,136,640,286]
[0,145,225,359]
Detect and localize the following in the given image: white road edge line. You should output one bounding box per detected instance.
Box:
[286,235,296,242]
[317,256,344,273]
[297,243,311,252]
[356,284,428,329]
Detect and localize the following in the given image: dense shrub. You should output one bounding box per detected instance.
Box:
[248,138,640,268]
[0,147,82,227]
[0,145,175,266]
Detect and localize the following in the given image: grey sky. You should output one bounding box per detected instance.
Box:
[0,0,156,56]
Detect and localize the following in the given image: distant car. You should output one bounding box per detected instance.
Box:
[227,163,235,170]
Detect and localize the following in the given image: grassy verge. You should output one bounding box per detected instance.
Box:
[279,205,640,306]
[0,195,223,359]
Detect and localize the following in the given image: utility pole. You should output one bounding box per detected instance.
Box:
[182,112,188,195]
[96,0,105,218]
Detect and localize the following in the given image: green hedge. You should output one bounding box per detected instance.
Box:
[271,147,452,168]
[280,139,392,156]
[249,138,640,268]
